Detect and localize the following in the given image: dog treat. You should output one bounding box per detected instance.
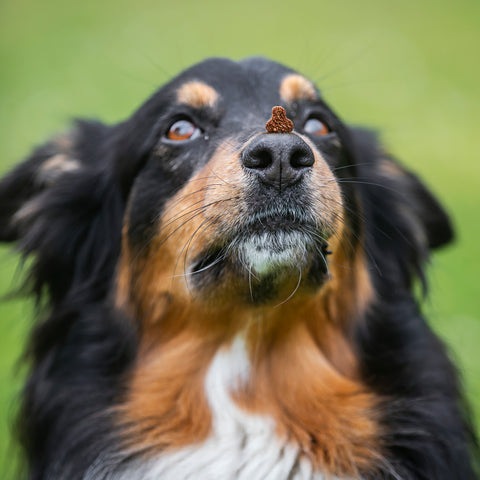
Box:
[266,106,294,133]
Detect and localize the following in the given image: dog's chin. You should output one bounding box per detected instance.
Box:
[237,231,313,277]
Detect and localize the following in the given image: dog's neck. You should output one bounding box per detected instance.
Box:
[137,291,359,378]
[117,285,381,477]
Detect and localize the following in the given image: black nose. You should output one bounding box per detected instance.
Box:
[242,134,315,191]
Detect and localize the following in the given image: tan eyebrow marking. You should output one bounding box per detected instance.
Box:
[177,81,219,108]
[280,74,317,103]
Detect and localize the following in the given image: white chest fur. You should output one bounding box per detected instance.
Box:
[103,337,352,480]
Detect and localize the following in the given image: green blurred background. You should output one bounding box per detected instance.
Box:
[0,0,479,476]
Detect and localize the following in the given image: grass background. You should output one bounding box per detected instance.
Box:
[0,0,479,476]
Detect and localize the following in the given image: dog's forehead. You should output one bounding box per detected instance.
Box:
[166,57,318,111]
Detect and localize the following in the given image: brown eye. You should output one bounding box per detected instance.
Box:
[167,119,200,141]
[304,118,329,136]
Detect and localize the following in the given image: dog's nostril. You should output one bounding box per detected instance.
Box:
[243,147,273,170]
[290,147,315,169]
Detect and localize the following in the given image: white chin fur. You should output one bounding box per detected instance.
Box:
[239,232,309,276]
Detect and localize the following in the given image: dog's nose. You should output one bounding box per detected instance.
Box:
[242,134,315,191]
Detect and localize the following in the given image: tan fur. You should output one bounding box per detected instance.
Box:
[177,81,219,109]
[119,325,216,452]
[39,154,81,183]
[280,74,317,104]
[379,157,405,178]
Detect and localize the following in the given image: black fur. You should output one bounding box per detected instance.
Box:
[0,57,477,479]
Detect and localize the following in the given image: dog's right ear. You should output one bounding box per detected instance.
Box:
[0,121,125,304]
[0,121,109,241]
[0,133,78,242]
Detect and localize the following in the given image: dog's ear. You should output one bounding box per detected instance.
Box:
[376,155,454,250]
[0,134,76,242]
[349,128,454,288]
[0,121,124,304]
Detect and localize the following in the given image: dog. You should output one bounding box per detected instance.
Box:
[0,57,477,479]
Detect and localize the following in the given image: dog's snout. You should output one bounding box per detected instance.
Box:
[242,134,314,190]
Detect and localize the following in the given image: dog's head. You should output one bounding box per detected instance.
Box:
[0,57,453,320]
[117,57,354,315]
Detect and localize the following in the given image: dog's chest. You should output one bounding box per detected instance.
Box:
[112,337,353,480]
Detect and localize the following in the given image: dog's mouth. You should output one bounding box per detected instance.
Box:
[189,208,332,286]
[234,212,330,276]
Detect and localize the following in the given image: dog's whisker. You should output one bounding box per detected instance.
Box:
[129,198,233,296]
[273,266,302,308]
[127,186,223,267]
[176,217,219,299]
[182,216,220,277]
[332,163,373,172]
[154,183,226,221]
[336,178,404,194]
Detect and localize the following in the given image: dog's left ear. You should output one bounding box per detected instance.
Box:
[350,128,454,251]
[347,128,454,289]
[376,155,454,250]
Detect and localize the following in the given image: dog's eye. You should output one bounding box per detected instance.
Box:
[304,118,329,136]
[166,119,200,142]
